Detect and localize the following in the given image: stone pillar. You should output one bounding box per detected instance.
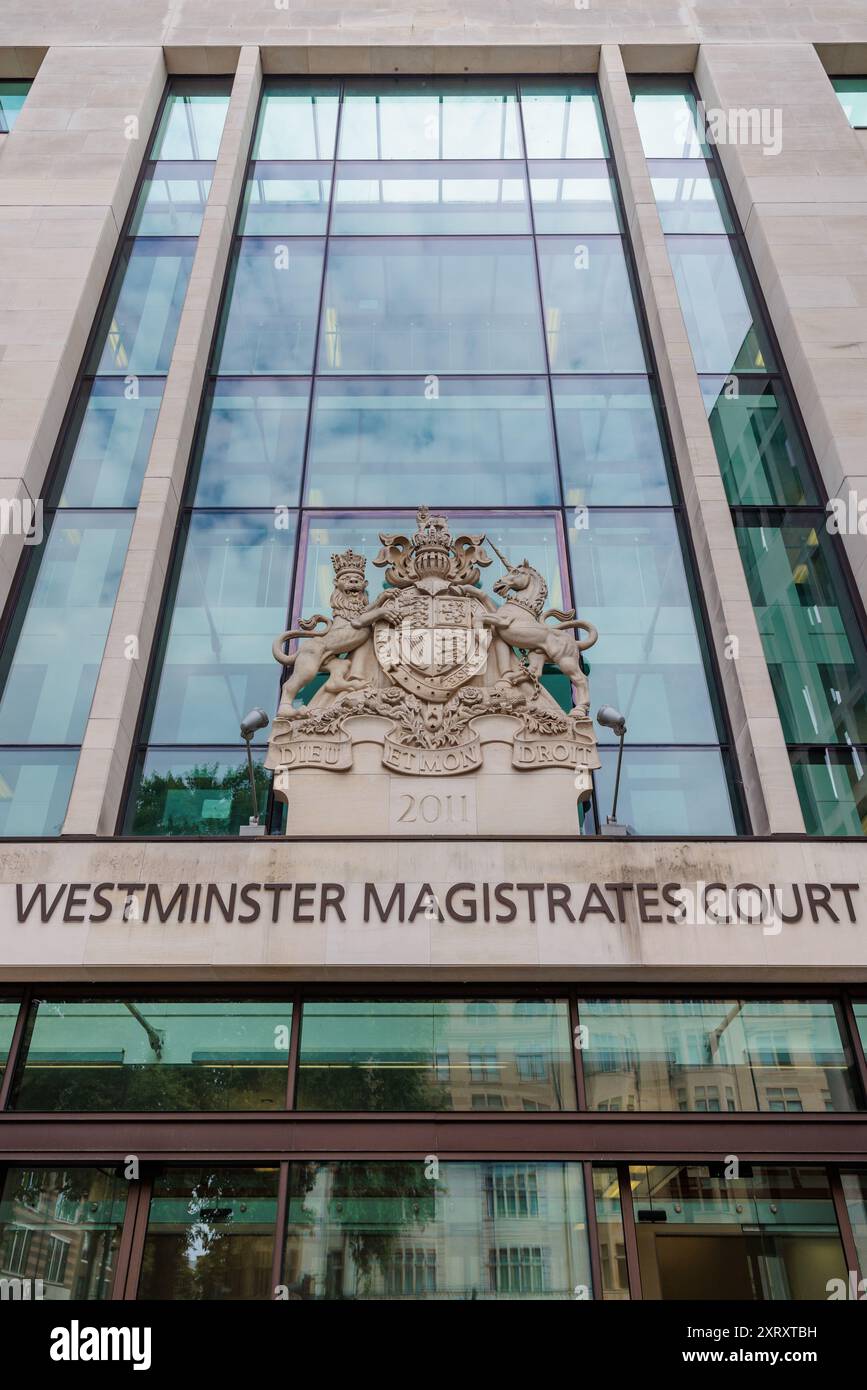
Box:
[0,44,164,607]
[697,42,867,612]
[598,44,805,834]
[62,46,263,835]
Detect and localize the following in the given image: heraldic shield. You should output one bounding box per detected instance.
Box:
[373,590,491,703]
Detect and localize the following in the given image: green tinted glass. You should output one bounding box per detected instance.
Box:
[702,377,816,506]
[14,1000,292,1111]
[297,999,575,1111]
[791,748,866,836]
[339,78,523,160]
[0,1167,128,1300]
[126,748,271,836]
[151,82,230,159]
[735,514,867,745]
[832,78,867,129]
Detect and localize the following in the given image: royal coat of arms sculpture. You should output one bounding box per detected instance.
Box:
[266,506,601,835]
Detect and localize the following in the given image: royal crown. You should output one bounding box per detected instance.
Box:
[413,505,453,555]
[332,549,367,578]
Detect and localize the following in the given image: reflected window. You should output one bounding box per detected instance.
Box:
[519,80,607,158]
[579,999,858,1112]
[306,378,559,507]
[125,747,272,836]
[214,238,325,374]
[585,747,737,836]
[87,238,196,375]
[631,80,709,158]
[283,1160,591,1299]
[53,378,163,508]
[13,1000,292,1111]
[331,160,531,235]
[0,751,78,836]
[339,78,523,160]
[297,999,575,1111]
[129,161,213,236]
[630,1164,846,1300]
[190,378,309,507]
[240,162,331,234]
[529,160,620,233]
[318,237,546,374]
[701,377,816,506]
[567,510,721,744]
[138,1168,279,1300]
[152,80,231,159]
[667,236,774,374]
[144,511,295,745]
[537,237,645,372]
[0,1167,128,1300]
[734,513,867,746]
[648,159,731,234]
[0,513,133,745]
[791,747,867,837]
[553,377,670,505]
[593,1166,629,1300]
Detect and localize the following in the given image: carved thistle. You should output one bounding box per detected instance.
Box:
[267,505,601,798]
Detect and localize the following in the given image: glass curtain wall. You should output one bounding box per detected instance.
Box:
[126,76,739,836]
[0,79,230,835]
[631,77,867,835]
[832,77,867,129]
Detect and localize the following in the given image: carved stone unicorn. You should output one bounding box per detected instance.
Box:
[473,544,598,717]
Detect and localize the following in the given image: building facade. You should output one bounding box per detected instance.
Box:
[0,0,865,1302]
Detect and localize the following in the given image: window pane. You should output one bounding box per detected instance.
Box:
[701,376,816,506]
[283,1160,591,1299]
[667,236,774,374]
[648,158,731,233]
[0,81,30,133]
[0,1000,19,1083]
[0,750,78,836]
[125,748,271,836]
[734,513,867,745]
[833,78,867,130]
[553,377,671,505]
[339,78,523,160]
[138,1168,279,1300]
[580,999,857,1113]
[145,512,295,745]
[53,378,163,508]
[129,161,213,236]
[841,1171,867,1278]
[14,1000,292,1111]
[240,161,331,234]
[254,81,339,159]
[331,160,531,235]
[318,237,546,374]
[214,237,324,374]
[151,82,230,159]
[0,513,133,744]
[0,1167,128,1300]
[593,1166,629,1300]
[520,80,607,158]
[631,81,710,158]
[87,238,196,374]
[568,510,721,743]
[297,1000,575,1111]
[306,377,559,507]
[585,746,736,835]
[189,378,309,507]
[299,512,565,620]
[529,160,620,233]
[791,747,866,837]
[630,1164,845,1300]
[537,237,645,372]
